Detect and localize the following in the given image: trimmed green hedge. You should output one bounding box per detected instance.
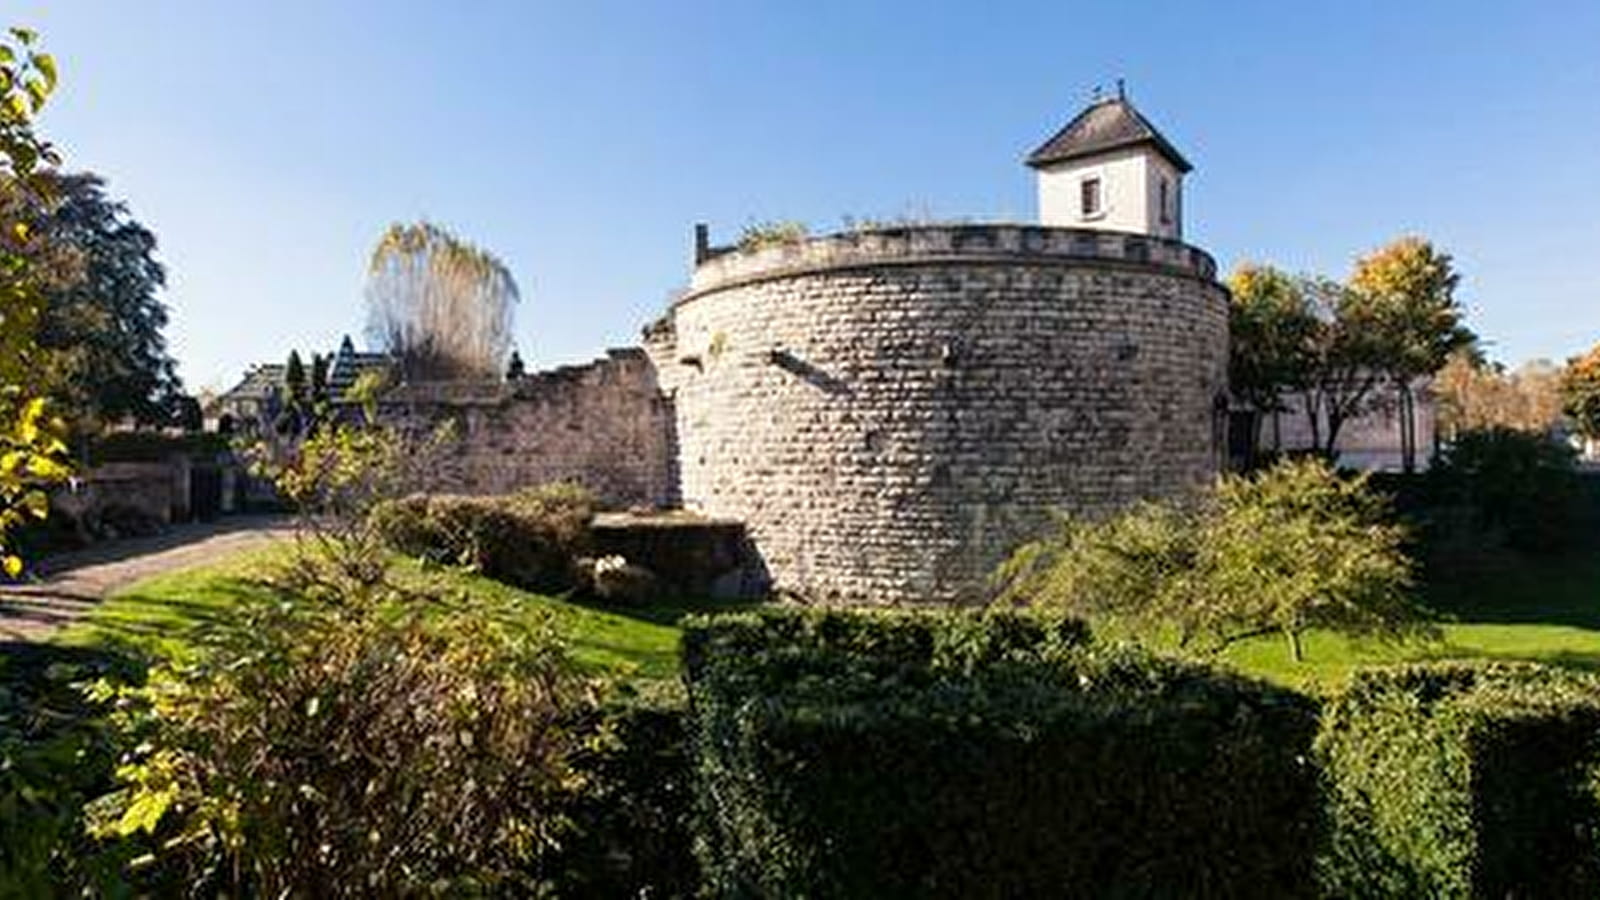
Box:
[555,691,698,898]
[89,430,231,464]
[683,608,1321,898]
[369,484,595,592]
[1316,662,1600,897]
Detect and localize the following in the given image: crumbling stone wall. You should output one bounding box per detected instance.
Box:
[650,224,1229,604]
[380,349,677,508]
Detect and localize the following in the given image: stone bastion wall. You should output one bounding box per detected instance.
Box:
[648,223,1230,604]
[377,349,677,509]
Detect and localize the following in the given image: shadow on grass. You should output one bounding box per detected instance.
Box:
[0,640,144,693]
[59,576,282,664]
[588,597,761,628]
[1424,551,1600,630]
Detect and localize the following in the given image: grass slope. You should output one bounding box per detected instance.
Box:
[53,548,718,683]
[51,545,1600,694]
[1219,551,1600,691]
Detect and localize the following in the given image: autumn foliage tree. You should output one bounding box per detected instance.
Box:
[364,221,519,382]
[1562,341,1600,443]
[1349,236,1476,471]
[1227,267,1390,458]
[1226,265,1318,461]
[1227,238,1476,467]
[1434,350,1564,439]
[0,26,68,575]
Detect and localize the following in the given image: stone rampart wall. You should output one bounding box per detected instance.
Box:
[379,349,676,508]
[654,224,1229,604]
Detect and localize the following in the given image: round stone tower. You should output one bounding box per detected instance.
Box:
[646,93,1228,604]
[649,224,1227,604]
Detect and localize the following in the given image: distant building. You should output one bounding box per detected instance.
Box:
[210,335,390,433]
[1238,379,1437,472]
[325,335,392,400]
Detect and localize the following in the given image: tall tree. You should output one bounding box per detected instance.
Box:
[1435,350,1564,439]
[1562,341,1600,444]
[1226,264,1318,464]
[0,25,68,575]
[14,171,182,435]
[1349,237,1476,472]
[1300,276,1390,458]
[363,221,518,381]
[277,350,308,436]
[310,352,330,408]
[284,351,307,408]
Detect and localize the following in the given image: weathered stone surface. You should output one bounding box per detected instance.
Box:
[379,224,1228,607]
[592,511,768,600]
[378,348,678,509]
[651,224,1229,604]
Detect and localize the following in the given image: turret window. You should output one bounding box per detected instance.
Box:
[1080,177,1103,218]
[1159,178,1173,225]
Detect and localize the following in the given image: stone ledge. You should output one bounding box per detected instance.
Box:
[685,224,1218,302]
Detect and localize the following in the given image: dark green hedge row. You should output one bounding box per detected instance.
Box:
[553,691,698,898]
[683,608,1321,898]
[89,430,232,464]
[368,484,595,593]
[1316,662,1600,897]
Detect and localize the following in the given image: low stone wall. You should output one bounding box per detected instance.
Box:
[379,349,678,508]
[51,462,178,533]
[592,512,768,600]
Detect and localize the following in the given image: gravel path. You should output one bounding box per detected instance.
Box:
[0,515,295,641]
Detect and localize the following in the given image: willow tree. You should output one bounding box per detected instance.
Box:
[363,222,519,381]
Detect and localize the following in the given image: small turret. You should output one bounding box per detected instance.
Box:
[1027,86,1191,239]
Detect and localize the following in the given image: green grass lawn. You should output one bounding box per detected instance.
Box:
[50,544,1600,695]
[52,547,727,684]
[1217,550,1600,692]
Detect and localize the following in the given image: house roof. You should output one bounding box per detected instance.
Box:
[216,335,393,409]
[328,341,391,398]
[218,364,286,402]
[1026,97,1192,173]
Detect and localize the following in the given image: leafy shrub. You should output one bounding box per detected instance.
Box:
[554,690,698,897]
[370,483,596,592]
[1425,426,1585,555]
[683,608,1321,898]
[736,220,808,252]
[87,580,599,896]
[1316,662,1600,897]
[997,457,1431,661]
[0,645,136,897]
[89,430,230,465]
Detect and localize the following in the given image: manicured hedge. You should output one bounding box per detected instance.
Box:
[1316,662,1600,897]
[682,608,1321,898]
[369,483,595,592]
[89,430,232,464]
[554,691,698,898]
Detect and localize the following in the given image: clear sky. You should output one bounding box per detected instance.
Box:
[14,1,1600,390]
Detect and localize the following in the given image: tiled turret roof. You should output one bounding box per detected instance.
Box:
[1026,97,1192,173]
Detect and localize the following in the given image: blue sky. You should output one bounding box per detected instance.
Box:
[16,1,1600,389]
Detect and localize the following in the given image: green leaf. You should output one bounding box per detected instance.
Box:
[22,489,48,518]
[116,786,178,836]
[31,52,55,91]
